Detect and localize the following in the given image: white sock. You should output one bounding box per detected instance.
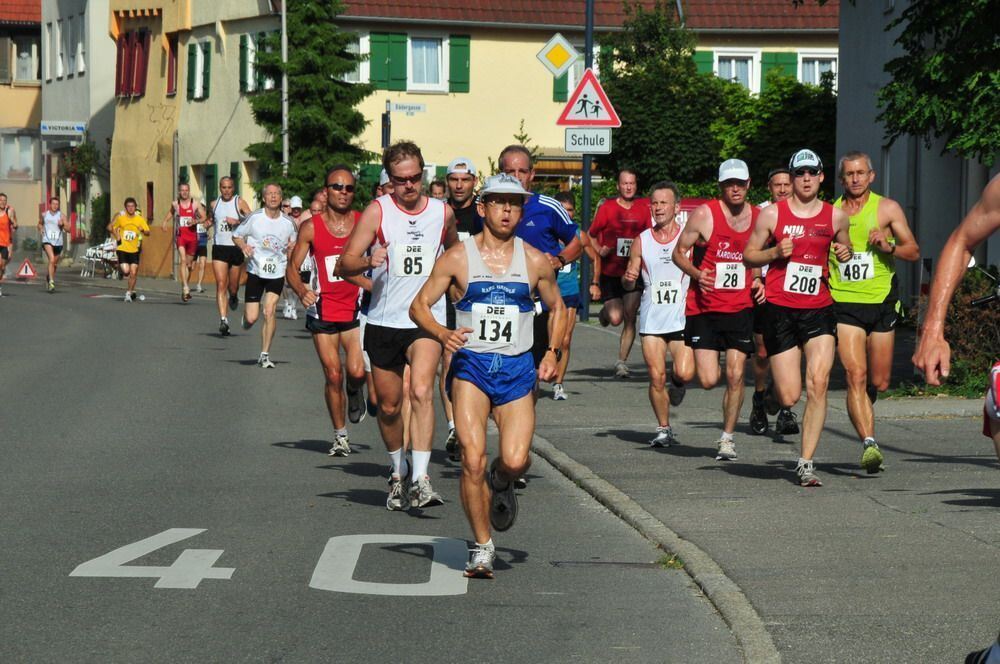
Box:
[447,420,455,432]
[411,450,431,481]
[334,428,348,437]
[720,431,734,442]
[389,449,405,477]
[476,538,495,550]
[863,436,876,446]
[657,425,671,432]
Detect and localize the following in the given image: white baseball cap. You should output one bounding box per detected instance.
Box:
[446,157,476,176]
[378,169,390,186]
[789,149,823,171]
[718,159,750,182]
[478,173,532,200]
[289,195,303,209]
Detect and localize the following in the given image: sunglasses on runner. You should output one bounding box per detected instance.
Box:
[326,183,356,193]
[389,173,423,186]
[793,168,821,177]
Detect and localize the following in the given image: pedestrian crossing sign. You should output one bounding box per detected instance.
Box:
[15,258,36,280]
[556,68,621,128]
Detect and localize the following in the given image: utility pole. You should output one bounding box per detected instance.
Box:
[280,0,289,176]
[580,0,595,322]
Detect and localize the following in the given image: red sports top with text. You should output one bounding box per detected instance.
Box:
[589,197,651,277]
[686,199,758,315]
[311,211,362,322]
[177,200,197,237]
[764,199,836,309]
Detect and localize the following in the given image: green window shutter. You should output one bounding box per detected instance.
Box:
[761,52,796,91]
[178,166,189,185]
[435,165,447,178]
[239,34,248,92]
[387,33,407,91]
[230,162,241,196]
[201,42,211,98]
[553,73,568,102]
[369,32,389,89]
[448,35,470,93]
[205,164,219,202]
[692,50,713,75]
[186,43,196,99]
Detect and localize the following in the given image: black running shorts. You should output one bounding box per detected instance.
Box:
[306,316,360,335]
[763,304,837,356]
[245,273,284,303]
[834,299,900,335]
[212,244,245,266]
[363,322,436,370]
[684,309,754,355]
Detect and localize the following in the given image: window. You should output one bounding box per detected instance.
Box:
[146,182,154,221]
[239,33,274,94]
[166,35,177,95]
[14,36,40,82]
[115,30,151,97]
[407,36,447,92]
[343,33,369,83]
[1,133,39,181]
[187,41,211,100]
[799,52,838,88]
[55,20,64,78]
[44,23,51,80]
[76,14,86,75]
[65,16,76,74]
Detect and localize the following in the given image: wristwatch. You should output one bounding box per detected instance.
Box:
[556,254,567,265]
[546,346,563,362]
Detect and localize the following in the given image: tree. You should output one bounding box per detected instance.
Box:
[247,1,374,197]
[597,1,725,187]
[877,0,1000,165]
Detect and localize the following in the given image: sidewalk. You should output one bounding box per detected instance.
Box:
[532,320,998,663]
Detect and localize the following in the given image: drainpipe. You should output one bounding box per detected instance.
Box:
[172,129,179,279]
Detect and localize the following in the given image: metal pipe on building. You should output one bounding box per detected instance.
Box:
[281,1,289,176]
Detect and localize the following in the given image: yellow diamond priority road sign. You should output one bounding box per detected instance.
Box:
[537,33,579,78]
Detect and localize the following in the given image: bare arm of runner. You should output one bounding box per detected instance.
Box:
[338,201,386,276]
[410,244,468,353]
[529,245,567,383]
[672,203,715,291]
[286,219,316,306]
[913,175,1000,385]
[622,234,642,291]
[873,197,919,261]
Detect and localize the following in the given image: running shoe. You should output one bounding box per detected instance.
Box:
[347,384,366,423]
[0,285,3,297]
[867,384,879,404]
[328,434,351,457]
[219,318,231,336]
[715,438,738,461]
[386,474,407,511]
[464,542,496,579]
[489,458,518,531]
[445,428,461,462]
[182,288,192,302]
[776,409,799,435]
[229,293,239,310]
[195,285,204,293]
[366,398,378,419]
[598,307,610,327]
[241,315,253,330]
[965,640,1000,664]
[860,439,885,474]
[552,383,567,401]
[513,476,528,489]
[764,385,780,416]
[649,427,676,448]
[749,391,768,435]
[796,459,822,487]
[614,360,630,379]
[257,353,275,369]
[668,380,686,407]
[408,475,444,508]
[123,291,133,303]
[47,280,55,293]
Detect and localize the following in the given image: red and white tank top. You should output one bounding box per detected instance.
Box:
[308,211,362,323]
[177,200,197,236]
[367,194,447,328]
[765,199,835,309]
[686,200,757,315]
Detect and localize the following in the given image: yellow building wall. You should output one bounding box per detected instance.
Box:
[0,84,43,237]
[108,2,189,277]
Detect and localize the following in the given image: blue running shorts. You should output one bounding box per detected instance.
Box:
[447,349,536,406]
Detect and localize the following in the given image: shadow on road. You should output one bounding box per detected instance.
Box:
[924,488,1000,508]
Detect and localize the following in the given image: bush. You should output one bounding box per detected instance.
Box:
[89,193,110,245]
[894,265,999,397]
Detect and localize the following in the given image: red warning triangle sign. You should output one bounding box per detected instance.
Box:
[15,258,37,279]
[556,68,622,127]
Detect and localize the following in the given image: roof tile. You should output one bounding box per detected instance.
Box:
[0,0,40,25]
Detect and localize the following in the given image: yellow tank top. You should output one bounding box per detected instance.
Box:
[829,192,895,303]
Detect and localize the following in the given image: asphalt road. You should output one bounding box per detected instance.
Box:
[0,279,739,663]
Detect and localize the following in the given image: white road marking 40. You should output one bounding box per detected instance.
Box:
[71,530,469,595]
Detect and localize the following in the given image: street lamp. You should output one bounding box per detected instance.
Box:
[269,0,289,176]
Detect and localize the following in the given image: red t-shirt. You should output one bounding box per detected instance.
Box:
[177,201,198,237]
[764,200,835,309]
[311,211,362,322]
[589,197,651,277]
[686,200,757,316]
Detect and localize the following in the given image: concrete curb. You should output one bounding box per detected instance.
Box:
[531,434,781,664]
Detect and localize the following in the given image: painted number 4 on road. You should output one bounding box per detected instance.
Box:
[70,530,469,595]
